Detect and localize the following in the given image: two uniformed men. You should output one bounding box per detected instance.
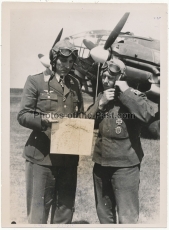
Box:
[86,60,155,223]
[17,40,84,224]
[18,37,155,224]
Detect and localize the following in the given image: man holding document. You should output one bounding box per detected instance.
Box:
[17,40,84,224]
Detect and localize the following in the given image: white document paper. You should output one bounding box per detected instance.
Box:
[50,118,94,156]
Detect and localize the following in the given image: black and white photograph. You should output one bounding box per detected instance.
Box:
[1,1,167,227]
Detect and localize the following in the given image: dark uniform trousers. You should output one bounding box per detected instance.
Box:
[25,160,77,224]
[93,163,140,224]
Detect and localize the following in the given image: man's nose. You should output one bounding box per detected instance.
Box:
[63,62,70,69]
[104,76,109,83]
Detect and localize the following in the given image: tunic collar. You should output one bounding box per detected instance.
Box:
[49,73,71,97]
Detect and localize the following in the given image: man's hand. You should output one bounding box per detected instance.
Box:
[41,117,51,131]
[41,113,59,131]
[99,88,115,110]
[115,81,129,92]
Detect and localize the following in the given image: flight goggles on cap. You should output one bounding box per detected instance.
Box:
[101,62,121,76]
[52,47,78,57]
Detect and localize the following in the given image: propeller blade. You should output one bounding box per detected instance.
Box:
[104,12,130,50]
[83,39,96,50]
[38,54,44,59]
[39,55,50,68]
[52,28,63,48]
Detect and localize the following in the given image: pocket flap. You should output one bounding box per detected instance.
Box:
[40,93,58,101]
[50,94,58,101]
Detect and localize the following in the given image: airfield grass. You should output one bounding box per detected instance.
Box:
[10,95,160,224]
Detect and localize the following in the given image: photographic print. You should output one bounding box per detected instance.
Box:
[1,1,167,227]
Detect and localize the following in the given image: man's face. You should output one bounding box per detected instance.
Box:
[102,71,120,90]
[55,55,74,76]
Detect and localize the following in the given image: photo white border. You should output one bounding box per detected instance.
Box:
[1,1,168,228]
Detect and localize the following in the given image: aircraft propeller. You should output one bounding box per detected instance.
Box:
[38,54,44,59]
[83,39,96,50]
[52,28,63,48]
[38,28,63,67]
[104,12,130,50]
[82,13,130,99]
[83,13,130,63]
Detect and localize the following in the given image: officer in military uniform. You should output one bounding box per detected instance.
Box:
[86,60,155,224]
[17,40,84,224]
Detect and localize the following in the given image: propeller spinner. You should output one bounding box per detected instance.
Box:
[89,12,130,63]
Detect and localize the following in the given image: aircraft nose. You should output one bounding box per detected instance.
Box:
[90,46,109,63]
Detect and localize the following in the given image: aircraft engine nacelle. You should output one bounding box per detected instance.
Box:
[112,42,160,66]
[123,66,160,103]
[125,66,152,84]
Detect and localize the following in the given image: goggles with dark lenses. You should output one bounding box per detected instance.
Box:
[101,62,121,76]
[53,47,78,57]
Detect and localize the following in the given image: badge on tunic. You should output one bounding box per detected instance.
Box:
[115,126,122,134]
[116,118,123,126]
[44,90,53,94]
[63,96,66,102]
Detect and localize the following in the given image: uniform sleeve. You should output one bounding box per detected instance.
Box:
[118,87,155,123]
[85,94,104,129]
[17,75,42,131]
[85,93,103,119]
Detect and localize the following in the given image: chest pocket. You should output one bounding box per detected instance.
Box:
[39,92,58,112]
[103,118,129,139]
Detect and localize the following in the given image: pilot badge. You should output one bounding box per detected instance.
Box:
[44,90,54,94]
[115,126,122,134]
[116,118,123,126]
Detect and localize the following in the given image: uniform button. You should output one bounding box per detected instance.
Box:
[64,105,67,108]
[35,136,37,139]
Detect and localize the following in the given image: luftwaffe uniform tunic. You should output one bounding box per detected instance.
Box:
[86,87,155,224]
[17,71,84,224]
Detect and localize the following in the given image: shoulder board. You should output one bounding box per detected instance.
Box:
[30,72,43,77]
[130,88,142,96]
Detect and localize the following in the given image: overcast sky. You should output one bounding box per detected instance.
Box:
[9,3,164,88]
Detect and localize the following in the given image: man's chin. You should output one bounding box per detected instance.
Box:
[61,72,68,76]
[58,70,70,76]
[103,86,111,90]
